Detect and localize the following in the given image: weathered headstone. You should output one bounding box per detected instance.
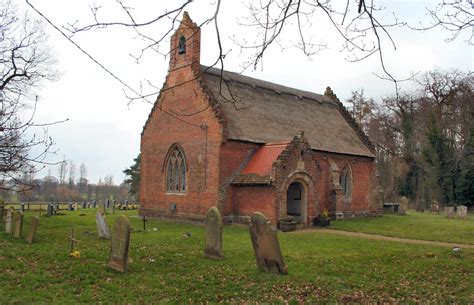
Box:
[431,201,439,213]
[99,201,105,214]
[444,206,455,218]
[26,216,39,244]
[398,196,408,215]
[20,203,25,213]
[204,207,224,259]
[109,200,115,214]
[107,215,131,272]
[47,204,54,217]
[96,211,111,239]
[5,208,13,234]
[68,202,73,211]
[249,212,288,274]
[93,201,97,209]
[13,211,23,239]
[457,205,468,219]
[82,202,87,209]
[0,204,4,224]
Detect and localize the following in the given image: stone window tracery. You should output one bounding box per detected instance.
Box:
[166,145,186,192]
[340,165,352,200]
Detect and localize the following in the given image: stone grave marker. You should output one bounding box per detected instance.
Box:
[47,204,54,217]
[109,200,115,214]
[20,203,25,213]
[68,202,73,211]
[431,201,439,213]
[96,211,111,239]
[107,215,131,272]
[13,211,23,239]
[93,201,97,208]
[398,196,408,215]
[457,205,468,219]
[444,206,455,218]
[0,204,4,225]
[82,202,87,209]
[5,208,13,234]
[249,212,288,274]
[99,201,105,214]
[26,216,39,244]
[204,207,224,259]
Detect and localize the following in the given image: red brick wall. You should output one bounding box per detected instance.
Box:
[218,140,260,214]
[139,64,223,220]
[233,186,277,221]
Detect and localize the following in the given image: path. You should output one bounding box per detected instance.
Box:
[295,228,474,249]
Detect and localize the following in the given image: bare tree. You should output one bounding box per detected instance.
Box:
[411,1,474,44]
[0,0,61,191]
[57,157,67,185]
[68,160,76,186]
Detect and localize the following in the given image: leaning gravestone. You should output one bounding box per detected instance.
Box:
[5,208,13,234]
[13,211,23,239]
[457,205,468,219]
[399,196,408,215]
[26,216,39,244]
[107,215,131,272]
[96,211,111,239]
[249,212,288,274]
[444,206,455,218]
[204,207,224,259]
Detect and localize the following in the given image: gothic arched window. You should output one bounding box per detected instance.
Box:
[165,145,187,192]
[178,35,186,54]
[339,165,352,200]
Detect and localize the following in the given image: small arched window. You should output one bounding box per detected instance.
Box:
[178,35,186,54]
[339,165,352,200]
[165,145,187,192]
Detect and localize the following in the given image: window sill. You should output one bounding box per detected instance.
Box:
[165,192,187,196]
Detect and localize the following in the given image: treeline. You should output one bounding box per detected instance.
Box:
[348,70,473,208]
[0,161,134,203]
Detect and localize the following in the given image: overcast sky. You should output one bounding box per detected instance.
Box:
[18,0,473,184]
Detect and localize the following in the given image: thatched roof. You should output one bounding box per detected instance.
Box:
[201,66,374,158]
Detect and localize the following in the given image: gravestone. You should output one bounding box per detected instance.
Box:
[457,205,468,219]
[96,211,111,239]
[26,216,39,244]
[109,200,115,214]
[5,208,13,234]
[431,201,439,213]
[0,204,4,224]
[13,211,23,239]
[249,212,288,274]
[68,202,73,211]
[20,203,25,213]
[82,202,87,209]
[93,201,97,208]
[47,204,54,217]
[444,206,455,218]
[204,207,224,259]
[107,215,131,272]
[99,202,105,214]
[398,197,408,215]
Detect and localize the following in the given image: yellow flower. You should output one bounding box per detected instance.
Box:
[69,250,81,258]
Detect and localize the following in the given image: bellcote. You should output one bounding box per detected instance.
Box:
[169,12,201,71]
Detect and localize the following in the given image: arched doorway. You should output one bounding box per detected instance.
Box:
[286,182,306,224]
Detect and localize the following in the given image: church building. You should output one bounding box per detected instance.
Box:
[139,13,381,227]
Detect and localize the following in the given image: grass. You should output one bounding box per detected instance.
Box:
[0,210,473,303]
[330,211,474,244]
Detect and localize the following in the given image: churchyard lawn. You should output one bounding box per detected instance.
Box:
[331,211,474,244]
[0,210,472,303]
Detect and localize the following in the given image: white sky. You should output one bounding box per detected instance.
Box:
[17,0,473,184]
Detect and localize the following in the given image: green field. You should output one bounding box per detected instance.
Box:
[331,211,474,244]
[0,210,473,303]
